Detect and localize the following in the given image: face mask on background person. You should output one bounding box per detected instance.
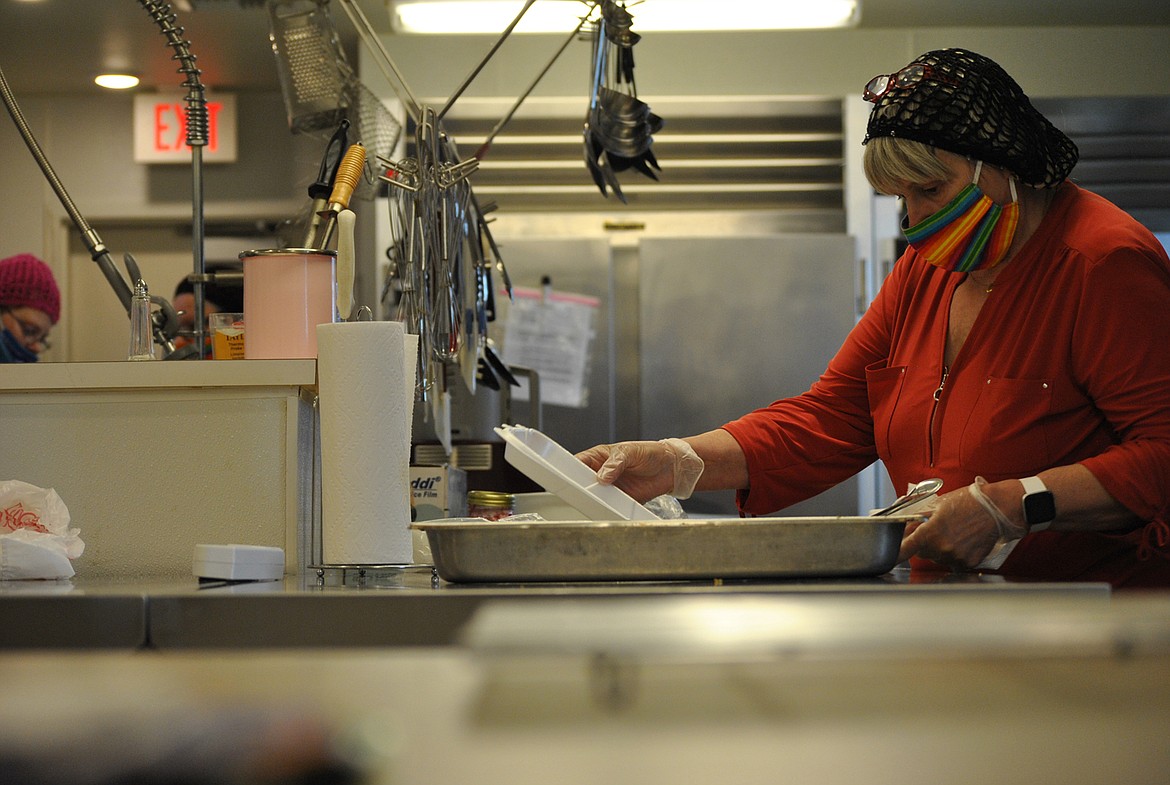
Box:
[0,325,40,363]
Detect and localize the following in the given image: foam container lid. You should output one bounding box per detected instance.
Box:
[495,425,659,521]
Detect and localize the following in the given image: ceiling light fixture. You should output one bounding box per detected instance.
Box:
[95,74,141,90]
[389,0,861,34]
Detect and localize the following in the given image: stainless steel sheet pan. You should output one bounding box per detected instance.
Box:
[412,516,921,582]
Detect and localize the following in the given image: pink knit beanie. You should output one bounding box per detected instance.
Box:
[0,254,61,324]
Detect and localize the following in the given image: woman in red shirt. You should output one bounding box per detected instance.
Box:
[578,49,1170,587]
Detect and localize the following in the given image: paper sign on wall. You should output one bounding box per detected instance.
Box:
[501,286,598,409]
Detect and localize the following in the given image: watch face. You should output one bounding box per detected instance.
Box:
[1024,491,1056,525]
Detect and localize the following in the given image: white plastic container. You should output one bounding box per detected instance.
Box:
[512,492,584,520]
[193,544,285,581]
[495,425,658,521]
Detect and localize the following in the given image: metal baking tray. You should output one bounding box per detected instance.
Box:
[412,516,920,582]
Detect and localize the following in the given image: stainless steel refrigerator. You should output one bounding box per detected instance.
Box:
[493,232,859,517]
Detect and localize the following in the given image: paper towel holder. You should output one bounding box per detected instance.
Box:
[305,393,439,588]
[308,519,439,586]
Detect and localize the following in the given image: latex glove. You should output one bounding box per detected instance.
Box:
[897,479,1005,570]
[575,439,705,502]
[658,438,704,499]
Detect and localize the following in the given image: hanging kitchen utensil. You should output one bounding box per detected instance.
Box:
[600,0,639,84]
[302,118,349,249]
[380,107,481,419]
[476,357,501,391]
[351,81,403,198]
[315,142,366,250]
[589,87,663,186]
[267,0,355,135]
[582,0,663,202]
[336,208,356,320]
[473,195,512,301]
[456,190,485,395]
[269,0,401,200]
[484,341,520,388]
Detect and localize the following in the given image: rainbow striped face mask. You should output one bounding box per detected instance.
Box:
[903,161,1020,273]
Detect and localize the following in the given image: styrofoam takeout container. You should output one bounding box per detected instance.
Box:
[512,492,583,521]
[495,425,659,521]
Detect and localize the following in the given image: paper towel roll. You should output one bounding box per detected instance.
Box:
[317,321,418,564]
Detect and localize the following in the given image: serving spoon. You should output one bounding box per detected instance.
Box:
[875,477,944,516]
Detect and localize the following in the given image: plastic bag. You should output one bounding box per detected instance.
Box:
[0,480,83,580]
[646,494,686,519]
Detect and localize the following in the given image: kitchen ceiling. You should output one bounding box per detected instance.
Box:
[2,0,1167,229]
[1,0,1169,95]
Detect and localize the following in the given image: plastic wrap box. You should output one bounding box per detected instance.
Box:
[410,465,468,521]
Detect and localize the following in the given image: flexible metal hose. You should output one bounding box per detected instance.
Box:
[138,0,208,146]
[137,0,210,356]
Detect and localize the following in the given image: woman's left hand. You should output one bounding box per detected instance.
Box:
[897,485,1002,569]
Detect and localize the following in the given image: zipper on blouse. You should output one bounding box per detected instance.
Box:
[928,365,949,467]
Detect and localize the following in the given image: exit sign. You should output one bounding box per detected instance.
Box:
[133,93,238,163]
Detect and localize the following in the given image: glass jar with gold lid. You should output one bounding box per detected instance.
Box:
[467,490,516,521]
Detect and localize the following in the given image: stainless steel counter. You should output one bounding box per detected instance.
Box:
[1,591,1169,785]
[0,583,146,649]
[0,569,1112,650]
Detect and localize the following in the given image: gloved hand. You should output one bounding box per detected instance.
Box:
[576,439,705,502]
[897,477,1016,570]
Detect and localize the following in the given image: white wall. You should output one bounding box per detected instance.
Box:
[0,91,319,248]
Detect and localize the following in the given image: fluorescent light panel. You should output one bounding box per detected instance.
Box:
[390,0,860,34]
[94,74,141,90]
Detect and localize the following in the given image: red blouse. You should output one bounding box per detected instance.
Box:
[722,182,1170,586]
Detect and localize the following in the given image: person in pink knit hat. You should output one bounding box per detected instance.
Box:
[0,253,61,363]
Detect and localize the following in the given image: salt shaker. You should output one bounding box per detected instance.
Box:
[127,279,155,361]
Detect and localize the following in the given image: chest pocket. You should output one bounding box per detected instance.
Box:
[958,376,1054,475]
[865,362,907,462]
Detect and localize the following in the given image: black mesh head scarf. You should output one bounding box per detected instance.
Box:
[863,48,1078,188]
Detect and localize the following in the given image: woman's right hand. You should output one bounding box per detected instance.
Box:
[575,441,679,503]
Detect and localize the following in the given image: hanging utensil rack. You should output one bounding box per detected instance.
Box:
[331,0,607,427]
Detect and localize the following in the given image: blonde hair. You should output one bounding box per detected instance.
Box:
[862,136,951,196]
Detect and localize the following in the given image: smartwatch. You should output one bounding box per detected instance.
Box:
[1020,476,1056,531]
